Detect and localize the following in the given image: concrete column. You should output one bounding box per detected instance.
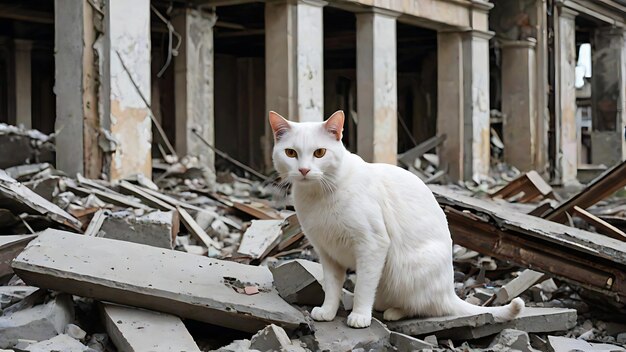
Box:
[463,30,492,181]
[437,31,465,180]
[172,9,216,178]
[356,10,398,164]
[14,39,32,129]
[103,0,152,180]
[591,27,626,166]
[54,0,100,177]
[555,7,578,184]
[265,0,325,122]
[501,39,537,172]
[437,29,492,181]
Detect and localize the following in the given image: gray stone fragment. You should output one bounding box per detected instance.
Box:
[618,333,626,344]
[424,335,438,346]
[0,295,74,348]
[271,260,324,306]
[213,339,256,352]
[25,334,92,352]
[65,323,87,341]
[389,331,434,351]
[310,316,391,351]
[548,335,626,352]
[0,286,38,309]
[489,329,539,352]
[98,210,178,249]
[249,324,293,351]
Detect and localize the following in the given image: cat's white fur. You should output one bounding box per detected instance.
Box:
[270,110,524,328]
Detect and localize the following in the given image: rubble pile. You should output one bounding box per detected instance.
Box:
[0,125,625,351]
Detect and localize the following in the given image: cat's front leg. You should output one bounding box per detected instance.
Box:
[348,234,390,328]
[310,251,346,322]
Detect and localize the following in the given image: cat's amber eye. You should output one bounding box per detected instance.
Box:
[313,148,327,158]
[285,148,298,158]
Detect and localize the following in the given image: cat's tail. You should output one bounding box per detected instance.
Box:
[449,296,524,322]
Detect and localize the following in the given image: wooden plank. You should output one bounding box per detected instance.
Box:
[430,185,626,299]
[397,134,446,167]
[178,206,222,250]
[492,269,545,305]
[237,220,284,260]
[84,209,107,237]
[12,230,305,333]
[572,206,626,241]
[544,160,626,223]
[66,184,151,211]
[118,181,175,211]
[233,200,283,220]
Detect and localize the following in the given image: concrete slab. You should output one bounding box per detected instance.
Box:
[25,334,91,352]
[249,324,292,352]
[548,335,625,352]
[237,220,284,260]
[493,270,545,305]
[0,294,74,349]
[271,259,324,306]
[0,235,37,278]
[389,331,434,351]
[0,286,38,309]
[12,229,305,333]
[309,316,391,351]
[102,303,200,352]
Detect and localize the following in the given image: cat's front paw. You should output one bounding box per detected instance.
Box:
[346,312,371,328]
[311,306,336,321]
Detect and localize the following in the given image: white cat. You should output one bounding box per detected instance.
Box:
[269,110,524,328]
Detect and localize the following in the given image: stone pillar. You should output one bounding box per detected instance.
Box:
[54,0,100,177]
[555,7,578,184]
[591,27,626,166]
[356,10,398,164]
[14,39,32,129]
[103,0,152,180]
[437,31,465,180]
[172,9,216,178]
[463,30,492,181]
[501,39,537,172]
[265,0,325,122]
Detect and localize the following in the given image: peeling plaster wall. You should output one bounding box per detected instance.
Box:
[105,0,152,180]
[296,1,325,122]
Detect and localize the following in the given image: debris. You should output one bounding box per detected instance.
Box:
[544,159,626,223]
[118,180,175,211]
[398,134,446,168]
[271,259,324,306]
[0,124,54,170]
[12,229,305,333]
[97,210,179,249]
[233,200,283,220]
[249,324,292,351]
[572,205,626,241]
[0,235,37,278]
[214,339,253,352]
[0,171,81,231]
[237,219,284,260]
[0,286,38,309]
[65,323,87,341]
[0,294,74,349]
[24,334,92,352]
[547,335,625,352]
[488,329,539,352]
[178,206,223,250]
[308,316,391,351]
[389,331,434,351]
[341,289,354,310]
[386,307,576,340]
[83,209,106,237]
[491,170,558,203]
[274,214,305,253]
[492,269,545,305]
[432,185,626,299]
[102,303,201,352]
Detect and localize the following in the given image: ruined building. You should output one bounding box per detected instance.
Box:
[0,0,624,184]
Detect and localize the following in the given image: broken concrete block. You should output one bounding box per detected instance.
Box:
[548,335,626,352]
[178,206,223,250]
[493,269,545,305]
[386,307,576,340]
[249,324,292,351]
[0,286,38,309]
[102,304,200,352]
[341,289,354,310]
[238,220,284,260]
[65,324,87,341]
[12,229,305,333]
[0,294,74,348]
[271,259,324,306]
[0,170,81,231]
[389,331,434,351]
[309,316,391,351]
[0,235,37,278]
[489,329,539,352]
[97,210,178,249]
[25,334,91,352]
[215,339,255,352]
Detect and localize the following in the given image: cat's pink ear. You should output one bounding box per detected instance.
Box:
[324,111,344,141]
[268,111,291,140]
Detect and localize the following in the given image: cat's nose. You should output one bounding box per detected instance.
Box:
[299,168,310,176]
